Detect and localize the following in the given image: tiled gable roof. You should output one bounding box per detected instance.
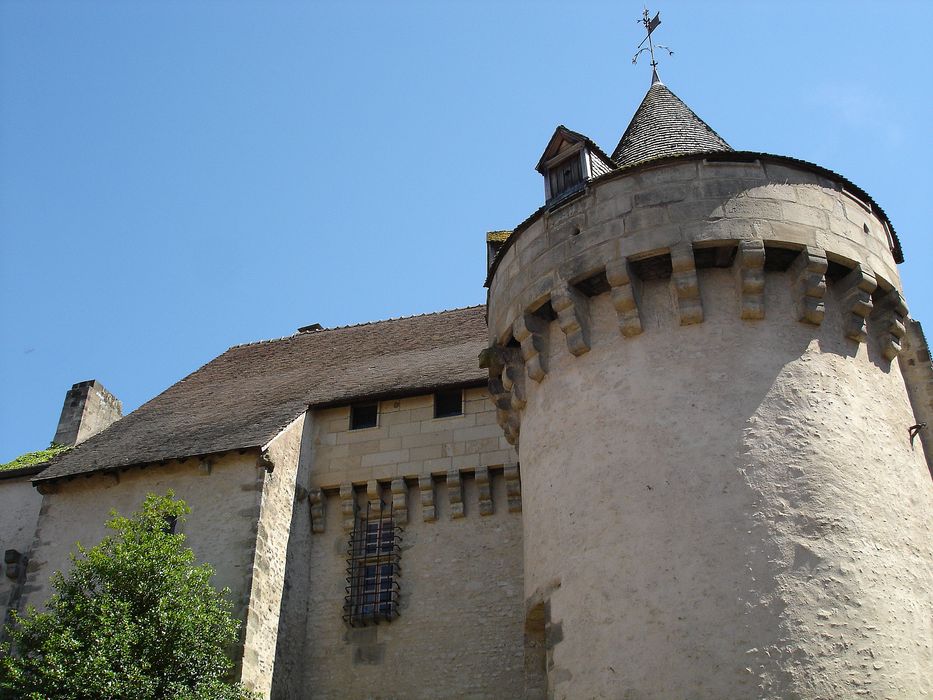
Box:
[536,125,616,174]
[611,81,732,167]
[35,306,488,482]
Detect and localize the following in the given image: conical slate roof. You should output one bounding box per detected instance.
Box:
[611,80,732,167]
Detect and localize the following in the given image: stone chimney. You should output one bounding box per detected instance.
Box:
[52,380,123,447]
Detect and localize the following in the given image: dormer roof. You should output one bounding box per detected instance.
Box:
[535,125,616,174]
[611,81,732,168]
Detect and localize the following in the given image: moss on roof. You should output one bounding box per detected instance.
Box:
[0,443,72,472]
[486,230,512,243]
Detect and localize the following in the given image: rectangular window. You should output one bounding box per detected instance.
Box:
[434,388,463,418]
[350,402,378,430]
[344,508,401,626]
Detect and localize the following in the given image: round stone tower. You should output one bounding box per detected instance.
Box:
[484,77,933,698]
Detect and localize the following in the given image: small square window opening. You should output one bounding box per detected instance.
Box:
[434,388,463,418]
[350,402,378,430]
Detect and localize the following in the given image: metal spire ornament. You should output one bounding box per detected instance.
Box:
[632,7,673,84]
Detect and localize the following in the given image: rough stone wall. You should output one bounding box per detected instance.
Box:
[900,319,933,474]
[0,474,43,628]
[271,388,528,699]
[52,380,123,447]
[515,274,933,698]
[20,452,264,638]
[240,413,308,698]
[486,157,932,697]
[276,475,525,700]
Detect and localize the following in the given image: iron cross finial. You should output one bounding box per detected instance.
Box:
[633,7,674,83]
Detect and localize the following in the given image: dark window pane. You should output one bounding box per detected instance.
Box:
[350,402,378,430]
[434,388,463,418]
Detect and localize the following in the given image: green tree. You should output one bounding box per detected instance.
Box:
[0,493,255,700]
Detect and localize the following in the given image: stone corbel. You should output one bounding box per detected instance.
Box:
[419,475,437,522]
[839,264,877,342]
[309,488,325,533]
[483,345,526,410]
[257,451,275,473]
[496,408,521,446]
[735,240,766,320]
[367,480,382,516]
[512,312,549,382]
[475,466,493,516]
[339,483,355,532]
[501,348,527,411]
[875,289,908,361]
[670,243,704,325]
[480,345,523,447]
[447,470,465,519]
[791,246,828,325]
[551,283,591,356]
[605,257,643,337]
[391,478,408,525]
[504,464,522,513]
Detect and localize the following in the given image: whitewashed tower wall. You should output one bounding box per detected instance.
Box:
[485,158,933,698]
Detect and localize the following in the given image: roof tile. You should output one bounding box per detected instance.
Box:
[611,82,732,167]
[36,306,488,482]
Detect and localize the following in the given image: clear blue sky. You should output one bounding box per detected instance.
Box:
[1,1,930,462]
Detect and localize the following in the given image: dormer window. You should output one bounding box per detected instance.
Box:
[536,125,616,205]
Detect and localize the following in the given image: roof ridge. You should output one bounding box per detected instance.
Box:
[226,304,485,350]
[536,125,616,174]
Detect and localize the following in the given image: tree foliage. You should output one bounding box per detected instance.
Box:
[0,493,255,700]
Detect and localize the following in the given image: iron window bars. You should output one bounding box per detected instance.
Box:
[344,497,402,626]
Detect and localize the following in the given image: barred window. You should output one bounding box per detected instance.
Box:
[344,503,401,626]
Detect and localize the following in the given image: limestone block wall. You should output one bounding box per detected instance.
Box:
[309,387,515,486]
[20,451,265,645]
[0,473,43,628]
[485,156,933,698]
[271,388,529,698]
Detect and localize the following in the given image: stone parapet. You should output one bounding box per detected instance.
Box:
[488,158,902,347]
[485,159,910,448]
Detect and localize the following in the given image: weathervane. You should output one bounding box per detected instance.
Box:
[632,7,673,83]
